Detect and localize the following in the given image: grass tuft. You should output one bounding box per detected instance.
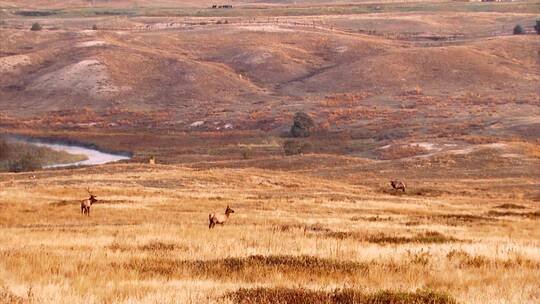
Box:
[107,241,188,252]
[487,210,540,218]
[0,286,30,304]
[324,231,459,244]
[447,250,540,269]
[495,203,526,209]
[114,255,369,280]
[227,287,458,304]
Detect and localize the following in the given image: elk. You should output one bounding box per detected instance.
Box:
[209,205,234,229]
[81,188,98,216]
[390,180,406,192]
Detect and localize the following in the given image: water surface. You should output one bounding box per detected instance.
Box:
[31,142,131,168]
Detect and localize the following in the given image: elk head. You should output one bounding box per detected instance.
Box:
[86,188,98,204]
[225,205,235,215]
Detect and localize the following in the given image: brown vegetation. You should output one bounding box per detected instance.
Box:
[115,255,370,281]
[228,287,457,304]
[323,230,460,245]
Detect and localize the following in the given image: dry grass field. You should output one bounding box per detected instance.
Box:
[0,156,539,303]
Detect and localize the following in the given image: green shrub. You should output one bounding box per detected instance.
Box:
[30,22,42,31]
[15,10,56,17]
[513,24,525,35]
[290,111,314,137]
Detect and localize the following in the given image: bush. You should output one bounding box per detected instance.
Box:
[15,10,56,17]
[283,140,310,156]
[8,153,41,172]
[92,24,98,30]
[290,111,314,137]
[513,24,525,35]
[240,146,253,160]
[0,139,9,159]
[30,22,42,31]
[535,20,540,34]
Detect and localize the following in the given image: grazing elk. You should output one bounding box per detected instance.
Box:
[390,180,406,192]
[209,205,234,229]
[81,188,98,216]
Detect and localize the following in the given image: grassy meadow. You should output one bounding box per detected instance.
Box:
[0,163,538,303]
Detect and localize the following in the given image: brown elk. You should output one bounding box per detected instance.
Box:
[81,188,98,216]
[390,180,406,192]
[209,205,234,229]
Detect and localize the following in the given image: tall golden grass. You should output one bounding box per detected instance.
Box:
[0,163,539,303]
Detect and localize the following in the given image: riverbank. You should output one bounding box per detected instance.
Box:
[0,135,132,171]
[33,141,131,168]
[0,139,87,172]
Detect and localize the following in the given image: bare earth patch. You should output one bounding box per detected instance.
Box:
[0,54,31,73]
[75,40,108,48]
[27,59,119,98]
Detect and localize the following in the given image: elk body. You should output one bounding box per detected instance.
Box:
[209,205,234,229]
[390,180,406,192]
[81,189,98,216]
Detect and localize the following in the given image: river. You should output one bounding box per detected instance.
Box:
[31,141,131,168]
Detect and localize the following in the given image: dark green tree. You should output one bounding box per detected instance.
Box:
[290,111,315,138]
[513,24,525,35]
[30,22,42,31]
